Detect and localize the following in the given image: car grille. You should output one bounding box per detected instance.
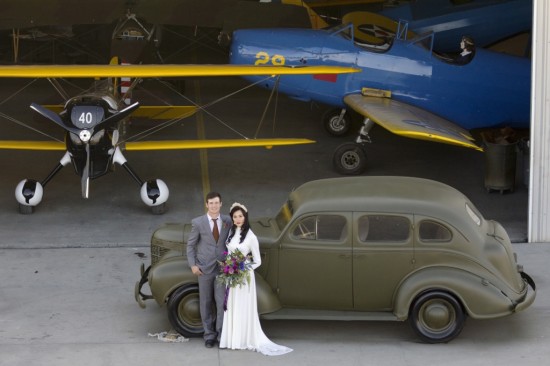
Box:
[151,238,185,265]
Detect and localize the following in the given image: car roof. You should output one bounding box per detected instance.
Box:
[289,176,484,226]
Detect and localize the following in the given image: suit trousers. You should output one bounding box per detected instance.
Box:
[198,271,225,341]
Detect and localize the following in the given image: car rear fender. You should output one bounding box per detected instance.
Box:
[394,267,518,320]
[255,272,282,314]
[148,256,197,305]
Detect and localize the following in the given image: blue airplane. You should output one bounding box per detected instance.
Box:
[229,23,531,174]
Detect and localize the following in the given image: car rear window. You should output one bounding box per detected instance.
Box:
[419,220,452,242]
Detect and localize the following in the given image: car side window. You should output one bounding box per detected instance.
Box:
[419,220,452,242]
[291,215,347,241]
[358,215,410,242]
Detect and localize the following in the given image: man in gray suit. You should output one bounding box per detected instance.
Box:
[187,192,232,348]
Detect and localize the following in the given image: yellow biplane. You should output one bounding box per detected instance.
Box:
[0,62,357,214]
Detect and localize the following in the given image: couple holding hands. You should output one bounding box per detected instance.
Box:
[186,192,292,356]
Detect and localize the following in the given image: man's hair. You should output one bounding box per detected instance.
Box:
[205,191,222,202]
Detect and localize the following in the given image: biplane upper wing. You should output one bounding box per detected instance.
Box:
[344,94,483,151]
[0,63,358,151]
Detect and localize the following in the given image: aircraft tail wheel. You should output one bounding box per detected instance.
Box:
[323,108,351,136]
[333,142,367,175]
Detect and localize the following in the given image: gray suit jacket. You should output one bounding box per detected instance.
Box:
[186,213,232,274]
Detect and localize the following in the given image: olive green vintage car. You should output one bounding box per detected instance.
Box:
[135,176,536,343]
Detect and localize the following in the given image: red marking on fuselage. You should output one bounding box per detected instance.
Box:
[313,74,338,82]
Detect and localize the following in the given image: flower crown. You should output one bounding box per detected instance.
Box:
[230,202,248,212]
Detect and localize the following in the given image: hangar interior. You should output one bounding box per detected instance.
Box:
[0,0,544,247]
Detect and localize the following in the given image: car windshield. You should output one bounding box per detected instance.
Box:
[274,200,294,230]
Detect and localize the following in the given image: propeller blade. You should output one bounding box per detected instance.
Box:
[95,101,140,131]
[81,143,90,199]
[30,102,79,135]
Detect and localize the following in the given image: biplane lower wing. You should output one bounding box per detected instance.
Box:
[0,138,314,151]
[344,94,483,151]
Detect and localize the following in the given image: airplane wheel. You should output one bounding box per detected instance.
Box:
[18,204,35,215]
[323,108,351,136]
[151,203,166,215]
[333,142,367,175]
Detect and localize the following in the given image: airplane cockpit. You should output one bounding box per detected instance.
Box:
[401,28,475,66]
[329,23,393,53]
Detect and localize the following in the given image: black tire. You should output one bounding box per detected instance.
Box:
[333,142,367,175]
[167,284,204,337]
[409,291,466,343]
[323,108,351,136]
[151,203,166,215]
[19,204,34,215]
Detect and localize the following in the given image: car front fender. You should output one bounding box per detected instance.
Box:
[148,256,197,306]
[394,267,524,320]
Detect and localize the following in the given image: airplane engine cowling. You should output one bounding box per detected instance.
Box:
[15,179,43,206]
[140,179,169,207]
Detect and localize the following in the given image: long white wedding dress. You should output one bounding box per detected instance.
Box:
[219,228,293,356]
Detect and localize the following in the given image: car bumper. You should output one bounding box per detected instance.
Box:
[514,272,536,313]
[134,263,153,309]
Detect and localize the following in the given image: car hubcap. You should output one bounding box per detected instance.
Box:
[178,293,201,327]
[419,300,455,332]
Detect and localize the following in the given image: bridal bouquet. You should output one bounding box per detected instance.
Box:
[216,249,254,289]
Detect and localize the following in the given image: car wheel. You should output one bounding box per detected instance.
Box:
[18,204,34,215]
[323,108,351,136]
[167,284,204,337]
[333,142,367,175]
[151,203,166,215]
[409,290,466,343]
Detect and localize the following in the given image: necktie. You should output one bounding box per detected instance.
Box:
[212,218,219,242]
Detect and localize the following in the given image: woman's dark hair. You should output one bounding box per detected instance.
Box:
[227,205,250,244]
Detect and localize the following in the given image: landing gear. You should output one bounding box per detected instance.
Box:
[323,108,352,136]
[114,149,169,214]
[332,117,375,175]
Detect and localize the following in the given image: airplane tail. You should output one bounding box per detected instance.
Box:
[109,56,133,105]
[282,0,329,29]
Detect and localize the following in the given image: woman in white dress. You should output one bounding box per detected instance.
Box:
[219,202,293,356]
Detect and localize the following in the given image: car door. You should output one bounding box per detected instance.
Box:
[352,212,415,311]
[277,213,352,309]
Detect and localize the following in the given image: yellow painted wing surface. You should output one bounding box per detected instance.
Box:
[125,138,315,150]
[0,139,314,151]
[344,94,482,151]
[44,105,198,120]
[0,64,359,78]
[0,141,65,150]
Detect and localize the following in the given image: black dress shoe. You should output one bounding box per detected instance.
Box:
[205,339,216,348]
